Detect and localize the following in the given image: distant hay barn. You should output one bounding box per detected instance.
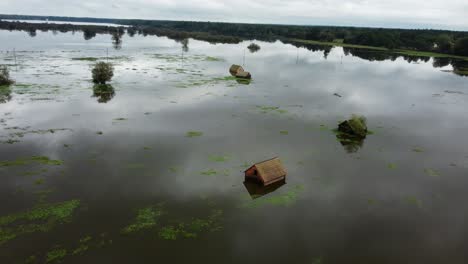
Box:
[244,157,287,186]
[229,64,244,76]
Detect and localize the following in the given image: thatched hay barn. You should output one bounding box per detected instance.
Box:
[235,71,251,79]
[229,64,244,76]
[244,157,287,186]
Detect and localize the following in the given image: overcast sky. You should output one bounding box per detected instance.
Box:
[1,0,467,31]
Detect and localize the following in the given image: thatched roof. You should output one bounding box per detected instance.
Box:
[230,64,244,75]
[246,157,286,185]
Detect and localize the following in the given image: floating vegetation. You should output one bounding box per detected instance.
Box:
[412,147,424,153]
[72,236,92,255]
[46,248,67,263]
[72,56,130,62]
[0,156,63,167]
[34,178,45,185]
[256,105,288,114]
[122,204,165,234]
[152,54,222,63]
[387,163,397,169]
[280,130,289,135]
[72,244,89,256]
[72,57,98,61]
[240,185,304,208]
[0,200,80,244]
[405,196,423,208]
[186,131,203,137]
[200,169,217,176]
[208,155,230,162]
[159,209,223,240]
[0,139,19,144]
[311,257,323,264]
[424,168,440,177]
[174,76,237,88]
[25,255,37,264]
[168,167,179,173]
[205,56,223,62]
[8,128,72,138]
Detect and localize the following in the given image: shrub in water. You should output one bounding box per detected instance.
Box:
[338,114,368,138]
[247,43,261,53]
[0,66,14,86]
[92,62,114,84]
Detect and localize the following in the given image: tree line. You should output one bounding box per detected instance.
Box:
[1,14,467,56]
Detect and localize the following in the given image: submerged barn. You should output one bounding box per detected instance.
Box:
[235,71,251,79]
[244,157,287,186]
[229,64,252,79]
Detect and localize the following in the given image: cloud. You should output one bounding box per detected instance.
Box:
[0,0,467,30]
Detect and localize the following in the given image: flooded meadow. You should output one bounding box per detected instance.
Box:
[1,30,468,263]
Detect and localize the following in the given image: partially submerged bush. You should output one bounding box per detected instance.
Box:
[0,85,12,103]
[0,66,14,86]
[93,84,115,103]
[92,62,114,84]
[336,115,368,153]
[247,43,261,53]
[338,115,368,138]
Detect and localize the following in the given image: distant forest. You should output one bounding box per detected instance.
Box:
[1,14,468,57]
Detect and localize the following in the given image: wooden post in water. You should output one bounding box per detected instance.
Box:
[13,48,17,71]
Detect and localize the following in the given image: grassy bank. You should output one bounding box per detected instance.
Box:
[288,38,468,61]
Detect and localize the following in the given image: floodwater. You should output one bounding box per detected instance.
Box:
[1,30,468,264]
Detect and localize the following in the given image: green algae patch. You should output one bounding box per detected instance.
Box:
[169,166,179,173]
[200,169,218,176]
[256,105,288,115]
[25,255,37,264]
[72,236,92,256]
[159,209,223,240]
[387,163,397,169]
[311,257,323,264]
[205,56,223,62]
[240,185,304,208]
[122,204,165,234]
[208,155,230,162]
[0,200,80,244]
[412,147,424,153]
[34,178,45,185]
[72,57,98,61]
[46,248,67,263]
[186,131,203,137]
[0,156,63,167]
[174,76,237,88]
[405,196,423,209]
[72,244,89,256]
[424,168,440,177]
[280,130,289,135]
